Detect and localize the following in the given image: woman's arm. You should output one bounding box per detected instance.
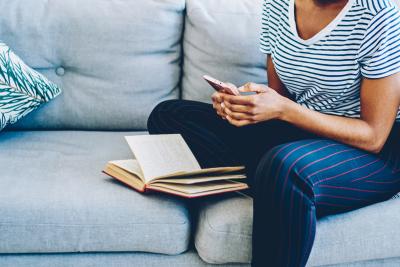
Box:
[266,55,289,97]
[280,74,400,153]
[223,56,400,153]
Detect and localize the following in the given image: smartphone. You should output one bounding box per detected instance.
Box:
[203,75,256,96]
[239,91,257,96]
[203,75,240,95]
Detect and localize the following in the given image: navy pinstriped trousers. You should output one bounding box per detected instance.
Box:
[147,100,400,267]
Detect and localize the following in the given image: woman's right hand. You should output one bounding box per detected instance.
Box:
[211,82,238,119]
[212,91,227,119]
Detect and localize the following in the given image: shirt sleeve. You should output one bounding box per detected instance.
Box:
[260,0,272,54]
[359,5,400,79]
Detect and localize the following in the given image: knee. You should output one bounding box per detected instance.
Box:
[147,99,182,134]
[253,142,314,198]
[253,145,288,192]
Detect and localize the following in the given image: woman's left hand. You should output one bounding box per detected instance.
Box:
[222,82,288,127]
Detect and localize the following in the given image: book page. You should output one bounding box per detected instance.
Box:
[152,166,245,180]
[148,184,248,198]
[149,180,248,195]
[104,161,146,192]
[152,174,246,185]
[109,160,144,181]
[125,134,201,183]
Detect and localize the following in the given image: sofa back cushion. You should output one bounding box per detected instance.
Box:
[0,0,184,130]
[182,0,267,103]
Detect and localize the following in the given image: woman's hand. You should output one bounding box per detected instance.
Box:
[212,91,227,119]
[211,82,239,120]
[222,82,288,127]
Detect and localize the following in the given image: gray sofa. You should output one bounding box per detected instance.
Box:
[0,0,399,266]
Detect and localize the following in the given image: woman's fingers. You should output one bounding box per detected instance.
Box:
[211,92,222,103]
[223,94,255,105]
[212,96,228,119]
[212,91,234,103]
[212,101,219,111]
[226,115,254,127]
[214,103,224,114]
[225,108,253,120]
[240,82,268,93]
[224,101,255,114]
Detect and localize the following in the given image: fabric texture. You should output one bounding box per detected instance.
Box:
[251,137,400,267]
[0,42,61,131]
[1,0,400,266]
[0,0,184,130]
[147,99,400,266]
[182,0,267,103]
[1,253,400,267]
[260,0,400,120]
[0,250,248,267]
[0,131,190,254]
[195,194,400,266]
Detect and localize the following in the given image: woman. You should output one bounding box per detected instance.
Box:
[147,0,400,266]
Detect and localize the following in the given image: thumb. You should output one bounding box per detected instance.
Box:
[223,82,240,95]
[240,83,268,93]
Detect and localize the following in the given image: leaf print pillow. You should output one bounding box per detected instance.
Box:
[0,42,62,131]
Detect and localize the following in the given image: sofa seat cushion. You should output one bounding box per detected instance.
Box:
[0,131,190,254]
[195,193,400,266]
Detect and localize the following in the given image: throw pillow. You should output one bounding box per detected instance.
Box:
[0,42,61,131]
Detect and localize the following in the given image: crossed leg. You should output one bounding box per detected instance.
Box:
[252,139,400,267]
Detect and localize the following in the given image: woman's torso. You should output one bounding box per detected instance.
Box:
[261,0,400,121]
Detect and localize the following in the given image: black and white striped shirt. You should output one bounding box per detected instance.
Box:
[261,0,400,121]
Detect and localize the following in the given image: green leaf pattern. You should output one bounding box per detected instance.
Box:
[0,42,62,131]
[0,112,6,129]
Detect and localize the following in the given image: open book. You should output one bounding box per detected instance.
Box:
[103,134,248,198]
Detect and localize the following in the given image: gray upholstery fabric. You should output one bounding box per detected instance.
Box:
[0,131,190,254]
[0,0,184,130]
[1,252,399,267]
[182,0,268,103]
[0,252,399,267]
[0,251,249,267]
[195,194,400,266]
[323,258,400,267]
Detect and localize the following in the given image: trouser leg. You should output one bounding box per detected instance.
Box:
[252,137,400,267]
[147,100,316,185]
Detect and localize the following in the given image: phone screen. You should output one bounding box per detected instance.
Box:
[203,75,239,95]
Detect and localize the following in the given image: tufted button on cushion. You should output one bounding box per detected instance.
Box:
[55,67,65,76]
[0,0,185,131]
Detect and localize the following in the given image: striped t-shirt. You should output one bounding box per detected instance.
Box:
[260,0,400,121]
